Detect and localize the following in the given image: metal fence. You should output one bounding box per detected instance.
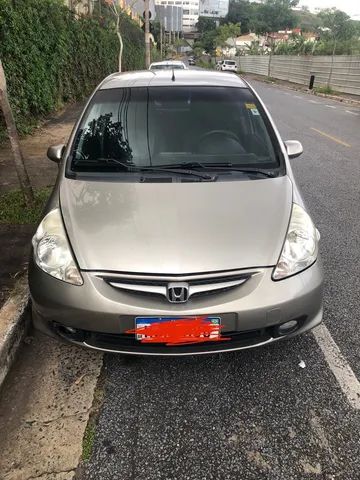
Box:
[237,55,360,96]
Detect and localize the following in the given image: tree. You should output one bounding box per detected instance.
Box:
[104,0,139,72]
[0,60,34,205]
[255,0,299,35]
[225,0,257,34]
[216,23,241,49]
[194,30,218,54]
[295,8,321,32]
[225,0,299,35]
[318,8,354,41]
[196,16,216,34]
[317,9,354,86]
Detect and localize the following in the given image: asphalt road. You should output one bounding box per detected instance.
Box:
[82,81,360,480]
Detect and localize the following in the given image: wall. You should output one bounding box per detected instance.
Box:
[237,55,360,96]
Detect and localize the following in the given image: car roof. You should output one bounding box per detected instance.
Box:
[99,69,247,90]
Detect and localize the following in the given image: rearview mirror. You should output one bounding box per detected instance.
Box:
[47,144,65,163]
[285,140,303,159]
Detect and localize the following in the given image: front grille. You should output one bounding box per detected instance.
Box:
[57,326,272,355]
[97,270,258,303]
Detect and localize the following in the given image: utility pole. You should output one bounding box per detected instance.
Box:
[160,24,163,59]
[0,60,34,205]
[328,35,337,88]
[144,0,151,68]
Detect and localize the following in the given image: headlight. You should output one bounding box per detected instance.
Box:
[32,209,83,285]
[273,203,319,281]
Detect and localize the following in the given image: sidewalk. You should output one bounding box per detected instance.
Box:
[0,102,84,193]
[0,320,102,480]
[0,101,84,307]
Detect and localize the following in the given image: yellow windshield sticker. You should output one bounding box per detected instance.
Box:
[245,103,256,109]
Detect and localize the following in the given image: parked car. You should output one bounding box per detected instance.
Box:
[215,60,222,70]
[30,69,323,356]
[219,60,238,72]
[188,56,196,66]
[149,60,187,70]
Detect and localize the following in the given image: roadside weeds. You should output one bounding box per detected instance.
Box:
[75,370,106,478]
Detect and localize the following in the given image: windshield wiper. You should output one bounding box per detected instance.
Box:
[159,162,278,178]
[72,158,216,181]
[137,165,216,181]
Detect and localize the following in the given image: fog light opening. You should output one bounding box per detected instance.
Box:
[55,324,85,342]
[277,320,299,336]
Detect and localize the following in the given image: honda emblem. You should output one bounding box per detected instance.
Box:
[167,282,189,303]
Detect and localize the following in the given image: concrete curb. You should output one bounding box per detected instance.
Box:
[0,276,29,389]
[313,91,360,106]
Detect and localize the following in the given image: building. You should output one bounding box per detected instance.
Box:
[221,33,266,56]
[155,4,183,34]
[199,0,229,18]
[155,0,200,32]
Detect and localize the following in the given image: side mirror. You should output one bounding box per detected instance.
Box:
[285,140,303,159]
[47,144,65,163]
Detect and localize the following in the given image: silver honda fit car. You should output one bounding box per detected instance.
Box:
[29,70,323,355]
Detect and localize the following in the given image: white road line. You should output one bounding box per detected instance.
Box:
[313,324,360,410]
[294,95,302,99]
[346,110,359,116]
[325,105,336,109]
[309,100,320,104]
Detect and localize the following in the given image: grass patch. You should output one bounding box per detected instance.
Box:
[264,76,277,83]
[82,423,96,462]
[315,85,334,95]
[0,188,51,224]
[81,381,105,463]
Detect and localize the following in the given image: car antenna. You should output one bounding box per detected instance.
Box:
[171,67,175,82]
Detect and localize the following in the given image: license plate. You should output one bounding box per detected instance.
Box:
[127,315,229,346]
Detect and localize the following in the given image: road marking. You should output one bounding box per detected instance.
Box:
[294,95,302,99]
[325,105,336,109]
[346,110,359,116]
[311,127,351,147]
[313,324,360,410]
[309,100,320,104]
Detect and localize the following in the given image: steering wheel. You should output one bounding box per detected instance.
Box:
[195,129,244,153]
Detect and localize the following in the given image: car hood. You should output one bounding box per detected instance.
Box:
[60,176,293,274]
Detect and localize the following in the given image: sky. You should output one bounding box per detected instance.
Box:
[298,0,360,18]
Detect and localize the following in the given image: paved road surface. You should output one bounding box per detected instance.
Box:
[81,80,360,480]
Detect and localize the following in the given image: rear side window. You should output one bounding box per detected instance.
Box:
[70,86,281,173]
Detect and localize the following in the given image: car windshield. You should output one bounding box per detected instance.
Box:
[151,64,185,70]
[70,86,281,173]
[225,61,236,65]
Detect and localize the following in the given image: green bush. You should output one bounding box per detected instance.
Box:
[315,85,334,95]
[0,0,145,134]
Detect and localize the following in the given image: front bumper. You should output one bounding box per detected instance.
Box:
[29,259,323,355]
